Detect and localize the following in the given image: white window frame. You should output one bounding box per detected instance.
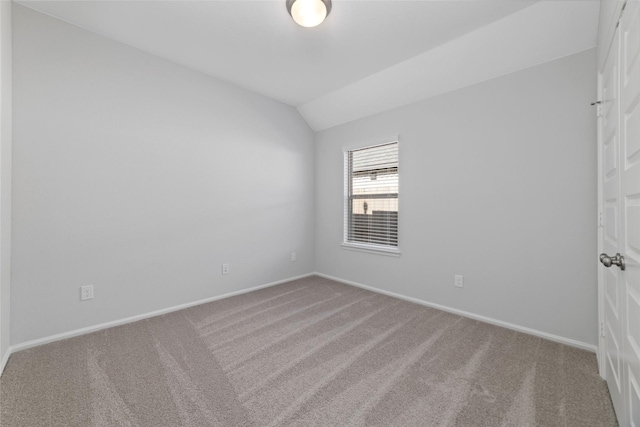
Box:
[342,139,400,256]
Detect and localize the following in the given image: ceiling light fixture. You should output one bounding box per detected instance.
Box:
[286,0,332,28]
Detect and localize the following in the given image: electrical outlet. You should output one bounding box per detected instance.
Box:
[222,263,230,275]
[80,285,94,301]
[454,275,464,288]
[291,252,297,262]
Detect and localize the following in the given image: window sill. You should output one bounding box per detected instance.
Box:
[341,242,401,257]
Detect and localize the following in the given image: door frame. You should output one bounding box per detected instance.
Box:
[597,58,605,379]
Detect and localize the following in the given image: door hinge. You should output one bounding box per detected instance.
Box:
[599,211,604,227]
[591,101,603,117]
[600,322,606,337]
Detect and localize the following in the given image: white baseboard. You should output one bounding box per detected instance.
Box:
[315,272,597,353]
[2,270,596,378]
[0,347,9,377]
[8,272,315,357]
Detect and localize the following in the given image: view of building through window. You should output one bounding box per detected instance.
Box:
[345,142,398,248]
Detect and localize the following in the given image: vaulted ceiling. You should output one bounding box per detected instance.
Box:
[17,0,599,130]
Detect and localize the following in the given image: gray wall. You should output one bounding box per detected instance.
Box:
[11,5,315,345]
[9,5,598,350]
[315,49,598,346]
[0,0,12,366]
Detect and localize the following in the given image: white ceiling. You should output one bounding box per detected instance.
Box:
[17,0,599,131]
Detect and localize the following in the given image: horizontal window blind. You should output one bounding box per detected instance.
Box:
[345,142,398,248]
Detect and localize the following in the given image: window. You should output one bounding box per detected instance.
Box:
[343,141,399,254]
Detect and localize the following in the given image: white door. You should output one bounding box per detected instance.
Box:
[619,2,640,424]
[600,21,626,424]
[599,2,640,425]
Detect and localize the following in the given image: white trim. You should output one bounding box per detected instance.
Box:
[596,59,606,378]
[343,139,400,253]
[0,346,9,377]
[2,270,597,377]
[341,135,399,153]
[597,0,625,71]
[341,242,400,257]
[315,272,597,353]
[8,273,315,355]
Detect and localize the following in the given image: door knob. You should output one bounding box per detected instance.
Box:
[600,253,626,270]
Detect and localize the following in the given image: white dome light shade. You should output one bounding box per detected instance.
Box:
[287,0,332,28]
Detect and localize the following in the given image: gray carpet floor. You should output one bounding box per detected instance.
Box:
[0,276,617,426]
